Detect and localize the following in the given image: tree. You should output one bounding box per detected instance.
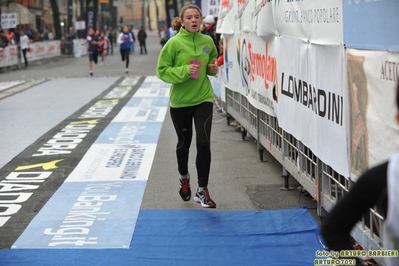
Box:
[50,0,62,39]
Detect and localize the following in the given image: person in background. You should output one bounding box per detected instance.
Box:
[19,30,29,68]
[321,83,399,266]
[137,26,147,55]
[66,27,76,41]
[98,30,109,66]
[48,30,54,40]
[0,30,9,48]
[216,37,224,67]
[117,25,133,74]
[81,27,100,76]
[130,26,136,54]
[156,4,219,208]
[167,23,177,39]
[202,15,219,56]
[107,26,114,55]
[6,29,16,45]
[41,29,49,41]
[159,25,168,47]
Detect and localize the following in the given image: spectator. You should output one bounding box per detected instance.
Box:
[6,29,16,45]
[0,30,8,47]
[107,26,114,55]
[167,24,177,39]
[19,30,29,68]
[48,30,54,40]
[66,27,76,41]
[202,15,219,56]
[129,26,136,54]
[137,26,147,55]
[159,25,168,47]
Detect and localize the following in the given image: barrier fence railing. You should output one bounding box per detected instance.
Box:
[224,87,384,264]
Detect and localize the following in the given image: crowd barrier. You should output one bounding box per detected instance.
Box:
[0,41,62,70]
[213,1,399,263]
[220,87,384,263]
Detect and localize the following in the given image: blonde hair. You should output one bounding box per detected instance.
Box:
[171,4,203,32]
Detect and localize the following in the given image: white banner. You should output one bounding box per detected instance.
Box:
[240,34,277,116]
[0,45,18,68]
[347,49,399,178]
[1,13,17,29]
[201,0,220,18]
[276,38,349,177]
[216,0,236,34]
[234,0,254,35]
[22,41,61,62]
[274,0,343,44]
[252,0,276,39]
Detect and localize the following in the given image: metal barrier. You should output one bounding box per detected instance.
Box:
[224,87,385,264]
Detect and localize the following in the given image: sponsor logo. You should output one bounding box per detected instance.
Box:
[202,46,211,55]
[44,182,120,247]
[33,120,99,156]
[0,160,63,228]
[381,61,399,82]
[9,47,16,57]
[220,0,233,19]
[237,38,251,96]
[237,38,277,96]
[280,73,344,126]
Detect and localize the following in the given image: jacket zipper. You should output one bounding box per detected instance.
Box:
[193,33,196,54]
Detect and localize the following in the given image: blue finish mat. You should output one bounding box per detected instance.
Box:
[0,208,322,266]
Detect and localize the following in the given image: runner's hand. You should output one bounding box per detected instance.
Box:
[208,59,218,74]
[190,63,200,75]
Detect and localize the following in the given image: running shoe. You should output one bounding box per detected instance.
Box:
[179,175,191,201]
[194,188,216,208]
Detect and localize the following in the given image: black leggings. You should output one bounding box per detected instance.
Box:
[120,48,130,68]
[170,102,213,188]
[22,48,28,67]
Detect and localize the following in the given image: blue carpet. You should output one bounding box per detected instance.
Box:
[0,208,322,266]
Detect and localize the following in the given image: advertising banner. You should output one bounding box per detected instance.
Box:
[347,49,399,177]
[343,0,399,51]
[1,13,17,29]
[201,0,220,18]
[165,0,178,29]
[216,0,236,34]
[274,0,343,44]
[276,37,349,177]
[234,0,254,35]
[0,45,18,68]
[252,0,276,39]
[238,33,278,116]
[222,33,277,116]
[86,0,98,30]
[23,41,61,62]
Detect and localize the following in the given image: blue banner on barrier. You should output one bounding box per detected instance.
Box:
[343,0,399,51]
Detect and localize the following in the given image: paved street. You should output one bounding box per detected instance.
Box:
[0,34,321,265]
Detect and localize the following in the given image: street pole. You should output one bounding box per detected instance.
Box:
[141,0,145,29]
